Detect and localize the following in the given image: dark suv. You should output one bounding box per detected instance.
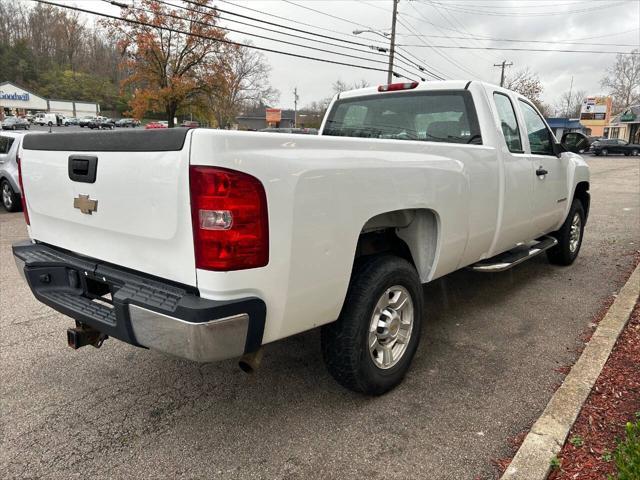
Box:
[592,138,640,156]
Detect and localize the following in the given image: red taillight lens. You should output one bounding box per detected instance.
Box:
[378,81,419,92]
[190,166,268,271]
[17,156,29,225]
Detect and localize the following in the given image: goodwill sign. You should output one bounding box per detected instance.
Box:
[0,90,30,101]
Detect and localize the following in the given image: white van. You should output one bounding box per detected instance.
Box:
[34,113,58,126]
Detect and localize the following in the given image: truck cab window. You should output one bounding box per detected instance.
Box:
[324,90,481,145]
[493,93,523,153]
[518,100,554,156]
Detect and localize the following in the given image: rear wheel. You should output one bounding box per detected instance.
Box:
[631,149,639,156]
[321,255,423,395]
[1,179,21,212]
[547,199,585,266]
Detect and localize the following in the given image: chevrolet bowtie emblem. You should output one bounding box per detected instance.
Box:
[73,194,98,214]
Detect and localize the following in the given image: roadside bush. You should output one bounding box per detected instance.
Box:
[611,420,640,480]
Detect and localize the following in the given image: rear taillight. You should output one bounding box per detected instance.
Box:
[17,156,29,225]
[378,81,419,92]
[189,166,268,271]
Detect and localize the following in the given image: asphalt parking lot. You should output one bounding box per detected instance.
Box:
[1,156,638,480]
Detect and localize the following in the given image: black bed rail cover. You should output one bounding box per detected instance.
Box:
[22,128,190,152]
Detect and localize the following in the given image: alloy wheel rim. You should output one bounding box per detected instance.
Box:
[2,183,12,208]
[368,285,414,370]
[569,213,581,253]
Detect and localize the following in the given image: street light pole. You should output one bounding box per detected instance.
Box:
[387,0,399,84]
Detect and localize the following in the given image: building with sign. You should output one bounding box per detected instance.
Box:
[579,96,612,137]
[236,106,296,130]
[604,105,640,143]
[0,81,100,120]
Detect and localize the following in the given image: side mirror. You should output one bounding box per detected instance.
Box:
[560,132,590,154]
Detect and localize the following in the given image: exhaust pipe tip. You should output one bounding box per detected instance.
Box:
[238,348,263,374]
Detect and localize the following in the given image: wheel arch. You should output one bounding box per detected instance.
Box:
[356,208,440,283]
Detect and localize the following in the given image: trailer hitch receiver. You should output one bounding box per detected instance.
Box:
[67,323,108,349]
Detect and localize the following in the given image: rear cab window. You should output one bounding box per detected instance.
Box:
[323,90,482,145]
[493,93,523,153]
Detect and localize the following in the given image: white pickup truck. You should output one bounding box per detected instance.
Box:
[13,81,590,395]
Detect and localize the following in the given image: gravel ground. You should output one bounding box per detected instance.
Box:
[1,156,638,480]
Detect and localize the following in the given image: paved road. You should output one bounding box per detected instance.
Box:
[1,157,638,480]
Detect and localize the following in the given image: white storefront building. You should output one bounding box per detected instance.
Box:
[0,81,100,119]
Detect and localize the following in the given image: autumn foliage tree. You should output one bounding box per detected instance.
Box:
[105,0,229,127]
[205,42,279,128]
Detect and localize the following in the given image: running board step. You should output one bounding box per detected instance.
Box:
[471,236,558,273]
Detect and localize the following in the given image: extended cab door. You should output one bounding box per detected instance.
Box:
[517,100,568,236]
[490,91,539,253]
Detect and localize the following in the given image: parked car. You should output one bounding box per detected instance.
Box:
[592,138,640,156]
[13,80,590,395]
[180,120,200,128]
[1,116,30,130]
[0,132,25,211]
[115,118,140,128]
[88,118,115,130]
[144,121,168,129]
[33,112,58,126]
[78,116,95,128]
[64,117,79,126]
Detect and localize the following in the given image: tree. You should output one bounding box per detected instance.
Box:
[205,42,279,128]
[554,89,586,118]
[600,49,640,113]
[332,78,371,95]
[105,0,228,126]
[503,68,543,104]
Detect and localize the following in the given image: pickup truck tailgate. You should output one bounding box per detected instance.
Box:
[20,129,197,286]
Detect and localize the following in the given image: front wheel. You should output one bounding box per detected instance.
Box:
[631,149,639,156]
[547,199,585,266]
[601,148,608,156]
[321,255,423,395]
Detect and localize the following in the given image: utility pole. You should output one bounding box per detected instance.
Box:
[293,87,299,128]
[565,76,574,118]
[493,60,513,87]
[387,0,399,84]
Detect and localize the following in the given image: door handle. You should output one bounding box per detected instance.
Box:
[536,167,548,176]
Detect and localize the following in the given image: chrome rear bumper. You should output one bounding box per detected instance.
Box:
[129,305,249,362]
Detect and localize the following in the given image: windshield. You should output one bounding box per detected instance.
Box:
[323,90,482,144]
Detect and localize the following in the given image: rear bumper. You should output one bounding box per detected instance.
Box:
[12,241,266,362]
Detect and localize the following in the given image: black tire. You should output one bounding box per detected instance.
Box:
[321,255,423,395]
[1,179,21,212]
[547,199,585,266]
[632,149,639,156]
[601,148,608,156]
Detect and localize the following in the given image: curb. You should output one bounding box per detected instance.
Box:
[500,263,640,480]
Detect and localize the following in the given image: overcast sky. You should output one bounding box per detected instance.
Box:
[62,0,640,110]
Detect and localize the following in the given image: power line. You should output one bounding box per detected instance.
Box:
[420,0,630,17]
[217,0,375,43]
[395,44,638,54]
[169,0,430,79]
[394,32,640,48]
[277,0,445,79]
[140,0,395,69]
[35,0,400,76]
[400,4,480,78]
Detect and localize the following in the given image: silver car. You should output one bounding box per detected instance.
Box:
[0,132,25,212]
